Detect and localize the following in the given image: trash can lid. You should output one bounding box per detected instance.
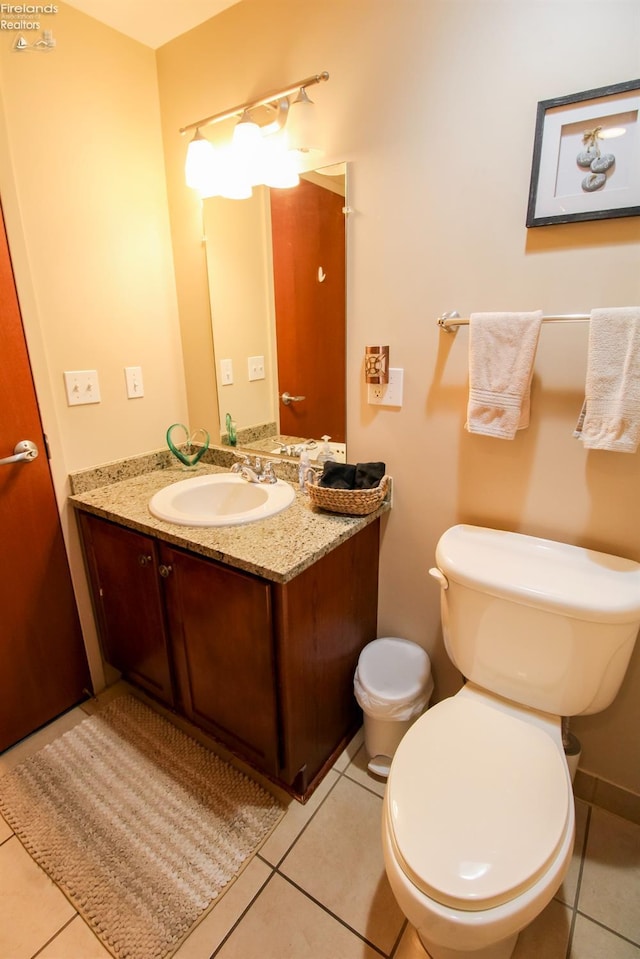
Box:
[357,637,431,705]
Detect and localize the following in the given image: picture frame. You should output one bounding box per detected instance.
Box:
[526,78,640,227]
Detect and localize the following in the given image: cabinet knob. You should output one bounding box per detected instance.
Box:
[158,564,173,578]
[138,554,152,567]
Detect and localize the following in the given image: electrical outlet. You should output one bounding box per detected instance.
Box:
[248,355,265,381]
[220,358,233,385]
[368,368,404,407]
[124,366,144,398]
[63,370,101,406]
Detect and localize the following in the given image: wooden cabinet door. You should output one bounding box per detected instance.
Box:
[78,514,174,706]
[274,519,380,794]
[162,546,280,776]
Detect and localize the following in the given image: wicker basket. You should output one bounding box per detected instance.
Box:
[306,475,390,516]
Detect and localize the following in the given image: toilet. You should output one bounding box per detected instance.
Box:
[382,524,640,959]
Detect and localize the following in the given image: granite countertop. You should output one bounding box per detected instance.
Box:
[69,454,389,585]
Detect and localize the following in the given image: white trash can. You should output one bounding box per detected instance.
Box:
[354,637,434,778]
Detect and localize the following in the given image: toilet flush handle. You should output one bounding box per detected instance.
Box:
[428,567,449,590]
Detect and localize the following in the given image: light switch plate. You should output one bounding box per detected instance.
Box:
[63,370,101,406]
[248,355,265,381]
[220,358,233,385]
[368,368,404,407]
[124,366,144,398]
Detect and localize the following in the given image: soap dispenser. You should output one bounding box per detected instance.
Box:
[316,435,334,467]
[298,448,311,490]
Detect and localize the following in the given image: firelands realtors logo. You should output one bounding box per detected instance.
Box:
[2,3,58,50]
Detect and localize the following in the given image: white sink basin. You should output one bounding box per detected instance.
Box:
[148,472,295,527]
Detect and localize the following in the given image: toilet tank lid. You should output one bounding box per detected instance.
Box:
[436,525,640,624]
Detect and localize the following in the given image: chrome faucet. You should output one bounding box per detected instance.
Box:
[231,455,277,484]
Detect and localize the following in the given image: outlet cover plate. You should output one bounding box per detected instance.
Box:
[368,368,403,407]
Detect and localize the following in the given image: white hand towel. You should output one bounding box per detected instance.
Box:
[466,311,543,439]
[575,307,640,453]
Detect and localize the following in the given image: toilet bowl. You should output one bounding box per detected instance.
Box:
[381,524,640,959]
[382,684,575,959]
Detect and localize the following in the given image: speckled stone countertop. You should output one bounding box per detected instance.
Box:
[69,449,390,585]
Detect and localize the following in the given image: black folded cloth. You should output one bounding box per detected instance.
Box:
[318,462,357,489]
[354,461,386,489]
[319,461,385,490]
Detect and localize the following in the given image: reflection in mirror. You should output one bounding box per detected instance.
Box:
[203,163,347,461]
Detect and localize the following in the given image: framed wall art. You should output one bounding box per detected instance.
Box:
[526,78,640,227]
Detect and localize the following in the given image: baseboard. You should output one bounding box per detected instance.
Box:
[574,768,640,825]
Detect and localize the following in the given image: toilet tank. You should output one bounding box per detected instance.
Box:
[434,525,640,716]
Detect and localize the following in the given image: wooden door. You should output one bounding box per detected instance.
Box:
[78,513,174,706]
[0,202,90,752]
[163,546,280,775]
[270,179,346,442]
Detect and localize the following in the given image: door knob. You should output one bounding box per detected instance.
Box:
[280,392,306,406]
[0,440,38,466]
[158,564,173,578]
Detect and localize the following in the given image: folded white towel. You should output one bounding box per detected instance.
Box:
[575,307,640,453]
[466,311,543,439]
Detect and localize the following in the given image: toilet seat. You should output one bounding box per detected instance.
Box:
[386,690,571,912]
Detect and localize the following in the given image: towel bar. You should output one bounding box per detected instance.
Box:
[437,311,590,332]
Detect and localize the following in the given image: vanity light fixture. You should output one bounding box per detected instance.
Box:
[181,71,329,199]
[286,86,321,154]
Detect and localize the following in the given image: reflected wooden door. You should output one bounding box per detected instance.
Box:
[0,201,91,751]
[270,179,346,442]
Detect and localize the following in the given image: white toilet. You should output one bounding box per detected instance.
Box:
[382,524,640,959]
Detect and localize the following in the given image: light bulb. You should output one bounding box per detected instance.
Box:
[286,87,321,153]
[261,134,300,189]
[184,129,218,193]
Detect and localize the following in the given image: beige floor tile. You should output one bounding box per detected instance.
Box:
[0,837,75,959]
[343,742,387,797]
[0,812,13,843]
[79,680,132,715]
[579,807,640,942]
[333,726,365,772]
[394,923,427,958]
[571,914,640,958]
[174,857,272,959]
[556,799,589,908]
[513,899,571,958]
[280,775,404,953]
[38,916,112,958]
[0,707,86,774]
[216,873,382,959]
[260,769,339,866]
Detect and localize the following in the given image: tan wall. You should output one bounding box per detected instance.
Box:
[158,0,640,793]
[0,3,189,689]
[0,0,639,794]
[0,3,188,475]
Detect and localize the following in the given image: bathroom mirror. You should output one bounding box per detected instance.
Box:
[203,162,347,459]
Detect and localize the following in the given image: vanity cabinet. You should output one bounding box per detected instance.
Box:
[77,510,380,799]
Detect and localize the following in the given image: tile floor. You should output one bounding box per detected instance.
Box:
[1,691,640,959]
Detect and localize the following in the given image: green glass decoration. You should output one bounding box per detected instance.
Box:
[166,423,210,467]
[225,413,237,447]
